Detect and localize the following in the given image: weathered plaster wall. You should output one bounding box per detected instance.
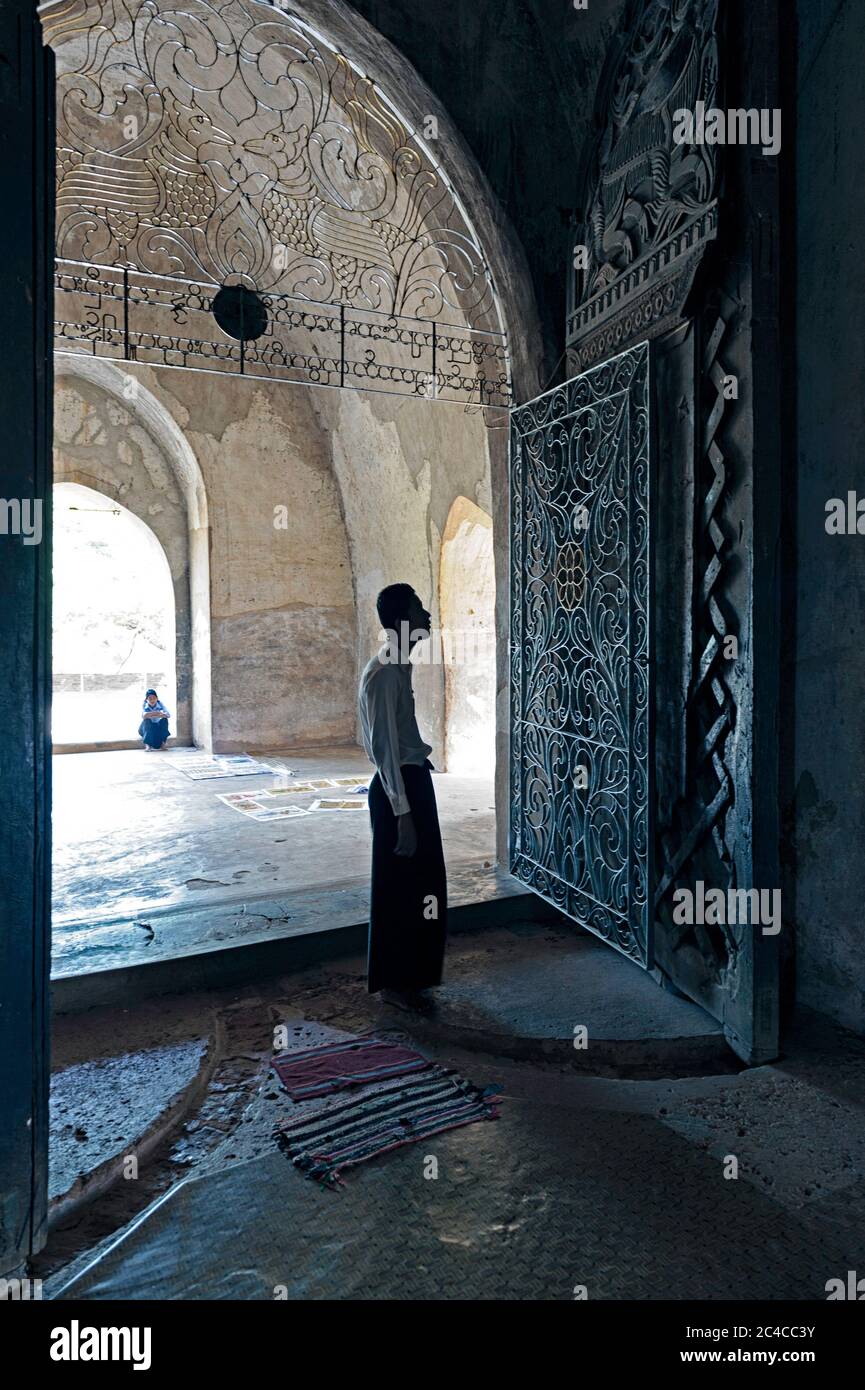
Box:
[172,374,357,753]
[791,0,865,1033]
[309,387,495,769]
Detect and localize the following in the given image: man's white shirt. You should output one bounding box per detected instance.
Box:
[358,648,432,816]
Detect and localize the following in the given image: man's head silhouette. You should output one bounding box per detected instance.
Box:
[377,584,431,659]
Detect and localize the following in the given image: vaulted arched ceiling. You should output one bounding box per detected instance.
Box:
[44,0,503,336]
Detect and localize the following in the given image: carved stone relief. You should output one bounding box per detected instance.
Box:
[567,0,719,371]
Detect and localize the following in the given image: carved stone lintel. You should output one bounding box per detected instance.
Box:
[568,203,718,374]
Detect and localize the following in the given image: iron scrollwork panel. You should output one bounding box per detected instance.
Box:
[510,342,651,966]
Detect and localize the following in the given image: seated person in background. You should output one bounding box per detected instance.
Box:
[138,688,171,751]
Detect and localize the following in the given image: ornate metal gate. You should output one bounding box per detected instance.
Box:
[510,342,652,966]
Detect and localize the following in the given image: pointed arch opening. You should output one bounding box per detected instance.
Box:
[52,482,176,746]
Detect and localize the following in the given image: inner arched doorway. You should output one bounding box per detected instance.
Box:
[53,361,212,750]
[52,482,175,746]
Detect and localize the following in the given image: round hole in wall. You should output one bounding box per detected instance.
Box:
[212,284,268,341]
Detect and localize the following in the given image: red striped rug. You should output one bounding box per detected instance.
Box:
[272,1036,432,1101]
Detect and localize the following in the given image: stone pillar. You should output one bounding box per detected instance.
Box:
[0,1,53,1271]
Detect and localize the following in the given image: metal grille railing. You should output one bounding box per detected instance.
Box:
[54,259,512,409]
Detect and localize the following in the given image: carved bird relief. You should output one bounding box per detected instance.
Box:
[57,150,160,257]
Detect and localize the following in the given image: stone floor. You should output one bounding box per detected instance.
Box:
[38,919,865,1301]
[53,744,496,925]
[52,744,496,975]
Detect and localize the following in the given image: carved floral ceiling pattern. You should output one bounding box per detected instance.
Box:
[45,0,499,332]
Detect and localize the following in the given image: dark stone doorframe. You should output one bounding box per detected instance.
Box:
[561,0,785,1063]
[0,3,54,1274]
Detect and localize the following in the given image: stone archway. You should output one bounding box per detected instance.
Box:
[53,360,212,748]
[52,480,177,745]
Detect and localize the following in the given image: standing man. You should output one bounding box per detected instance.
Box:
[358,583,447,1009]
